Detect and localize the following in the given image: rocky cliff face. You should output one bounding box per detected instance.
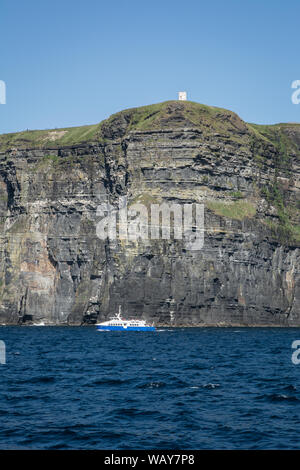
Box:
[0,101,299,325]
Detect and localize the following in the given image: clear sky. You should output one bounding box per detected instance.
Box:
[1,0,300,134]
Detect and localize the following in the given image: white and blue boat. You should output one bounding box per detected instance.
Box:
[96,307,156,332]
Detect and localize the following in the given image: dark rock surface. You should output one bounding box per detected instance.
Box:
[0,101,299,325]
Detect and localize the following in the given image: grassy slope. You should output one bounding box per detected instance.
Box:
[0,123,102,152]
[0,101,251,151]
[1,101,299,151]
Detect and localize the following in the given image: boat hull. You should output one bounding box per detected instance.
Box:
[96,325,156,332]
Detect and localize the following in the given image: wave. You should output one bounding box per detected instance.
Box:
[256,393,300,403]
[202,383,220,389]
[16,376,56,385]
[138,381,167,389]
[88,378,132,387]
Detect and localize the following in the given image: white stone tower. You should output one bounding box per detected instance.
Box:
[178,91,187,101]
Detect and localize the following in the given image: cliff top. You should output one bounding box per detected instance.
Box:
[1,100,300,152]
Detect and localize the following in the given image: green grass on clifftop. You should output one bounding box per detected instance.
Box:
[1,101,300,153]
[98,100,250,139]
[0,101,252,151]
[0,123,102,152]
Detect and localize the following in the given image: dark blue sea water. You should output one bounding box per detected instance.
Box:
[0,326,300,449]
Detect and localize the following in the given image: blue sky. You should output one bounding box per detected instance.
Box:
[0,0,300,134]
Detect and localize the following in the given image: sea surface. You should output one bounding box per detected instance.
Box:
[0,326,300,449]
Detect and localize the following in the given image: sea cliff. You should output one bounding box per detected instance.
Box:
[0,101,299,325]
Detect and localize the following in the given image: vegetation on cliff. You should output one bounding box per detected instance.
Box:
[0,101,299,244]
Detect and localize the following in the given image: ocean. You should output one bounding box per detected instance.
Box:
[0,326,300,449]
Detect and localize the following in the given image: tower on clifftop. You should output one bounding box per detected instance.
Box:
[178,91,187,101]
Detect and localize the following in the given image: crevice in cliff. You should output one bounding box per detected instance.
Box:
[103,147,113,194]
[18,287,28,324]
[0,165,20,213]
